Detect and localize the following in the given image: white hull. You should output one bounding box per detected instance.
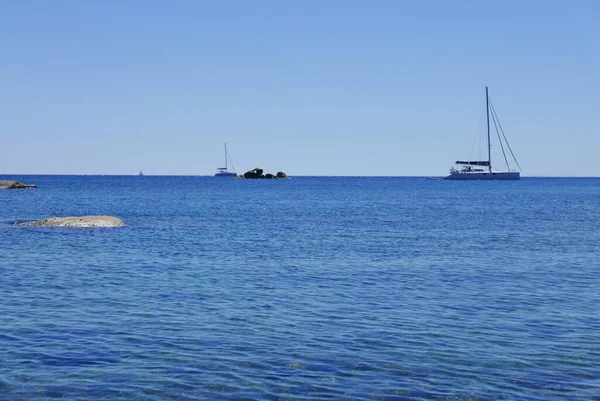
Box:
[444,171,520,180]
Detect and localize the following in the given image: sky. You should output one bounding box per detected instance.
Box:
[1,0,598,176]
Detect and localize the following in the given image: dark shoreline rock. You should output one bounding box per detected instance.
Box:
[0,180,37,189]
[17,216,125,228]
[240,168,288,179]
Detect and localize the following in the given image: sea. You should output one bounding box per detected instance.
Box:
[1,175,599,401]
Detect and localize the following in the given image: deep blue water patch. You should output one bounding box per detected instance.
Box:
[1,175,600,400]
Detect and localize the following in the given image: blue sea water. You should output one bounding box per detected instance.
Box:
[1,175,599,401]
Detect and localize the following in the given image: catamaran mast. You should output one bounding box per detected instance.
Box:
[486,87,491,172]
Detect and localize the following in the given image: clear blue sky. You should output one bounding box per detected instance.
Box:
[1,0,598,176]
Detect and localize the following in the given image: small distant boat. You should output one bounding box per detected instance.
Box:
[215,143,237,177]
[445,87,521,180]
[138,170,144,176]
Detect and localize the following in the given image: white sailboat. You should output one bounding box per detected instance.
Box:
[445,87,521,180]
[215,143,237,177]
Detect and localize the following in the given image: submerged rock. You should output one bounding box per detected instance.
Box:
[18,215,125,228]
[0,180,37,189]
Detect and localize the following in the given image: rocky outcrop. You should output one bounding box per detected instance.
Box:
[243,168,264,179]
[17,216,125,228]
[0,180,37,189]
[241,168,288,179]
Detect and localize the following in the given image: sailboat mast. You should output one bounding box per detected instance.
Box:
[486,87,491,172]
[224,143,228,171]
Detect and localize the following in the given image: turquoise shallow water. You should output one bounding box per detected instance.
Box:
[1,176,599,400]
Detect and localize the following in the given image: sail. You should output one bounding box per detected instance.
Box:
[455,161,490,166]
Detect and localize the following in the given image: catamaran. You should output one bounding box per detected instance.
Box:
[215,143,237,177]
[445,87,521,180]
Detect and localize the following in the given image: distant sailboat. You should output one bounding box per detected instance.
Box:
[215,143,237,177]
[445,87,521,180]
[138,170,144,176]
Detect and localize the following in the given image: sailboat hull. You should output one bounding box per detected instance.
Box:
[444,171,520,180]
[215,171,237,177]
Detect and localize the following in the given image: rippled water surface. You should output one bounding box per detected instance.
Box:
[1,176,599,400]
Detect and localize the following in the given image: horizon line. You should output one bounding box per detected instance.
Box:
[2,174,600,179]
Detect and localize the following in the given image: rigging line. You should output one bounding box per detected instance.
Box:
[490,105,510,170]
[479,112,485,161]
[227,152,236,173]
[490,101,521,171]
[467,108,479,159]
[478,103,486,161]
[468,104,486,161]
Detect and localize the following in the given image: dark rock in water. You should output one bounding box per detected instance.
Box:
[242,168,288,179]
[0,180,37,189]
[244,168,264,179]
[17,216,125,228]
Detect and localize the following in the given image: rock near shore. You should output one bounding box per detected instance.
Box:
[18,216,125,228]
[0,180,37,189]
